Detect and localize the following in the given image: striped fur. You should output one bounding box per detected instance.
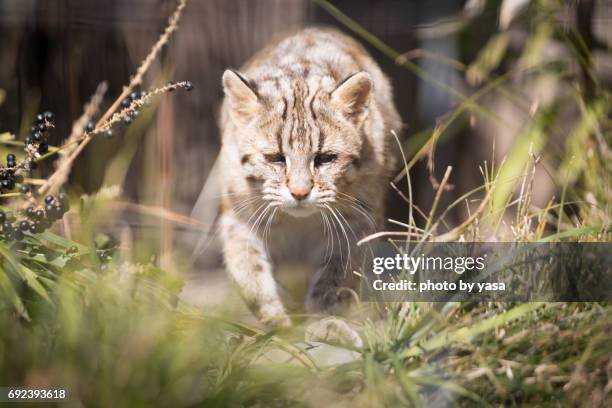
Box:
[218,28,401,328]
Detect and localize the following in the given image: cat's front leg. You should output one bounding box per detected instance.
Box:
[305,215,374,314]
[305,257,357,315]
[304,258,363,348]
[220,211,290,328]
[304,216,376,347]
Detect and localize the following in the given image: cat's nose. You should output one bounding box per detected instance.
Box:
[290,187,311,201]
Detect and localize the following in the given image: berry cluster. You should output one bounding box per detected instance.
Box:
[24,111,54,160]
[121,90,148,125]
[0,112,53,195]
[0,193,69,241]
[0,82,194,244]
[0,154,24,193]
[0,111,71,242]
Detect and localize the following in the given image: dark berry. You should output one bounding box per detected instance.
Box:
[0,212,5,223]
[12,227,23,241]
[6,154,16,162]
[34,209,44,220]
[45,203,55,216]
[24,136,32,145]
[130,110,140,118]
[20,185,31,194]
[30,126,38,134]
[44,111,54,122]
[86,121,95,132]
[121,97,132,108]
[3,222,11,232]
[184,81,194,91]
[52,205,64,219]
[19,220,30,231]
[30,222,44,234]
[123,116,132,125]
[36,113,45,123]
[130,91,140,101]
[33,132,43,142]
[45,195,55,204]
[37,123,46,132]
[2,179,14,190]
[58,193,68,203]
[105,129,114,138]
[38,144,49,154]
[6,161,15,168]
[26,207,34,217]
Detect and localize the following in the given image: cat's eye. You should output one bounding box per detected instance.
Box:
[264,153,286,164]
[314,153,337,166]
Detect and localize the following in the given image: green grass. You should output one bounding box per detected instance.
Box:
[1,256,609,406]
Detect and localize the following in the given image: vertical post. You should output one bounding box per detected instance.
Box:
[158,95,176,271]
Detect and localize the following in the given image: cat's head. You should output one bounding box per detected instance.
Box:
[222,69,372,217]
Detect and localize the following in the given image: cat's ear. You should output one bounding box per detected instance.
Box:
[331,72,372,127]
[222,69,260,124]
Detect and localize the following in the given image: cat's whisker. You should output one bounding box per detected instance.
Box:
[245,202,268,235]
[318,207,334,267]
[321,204,343,269]
[332,207,353,277]
[263,206,278,250]
[241,202,270,265]
[250,204,273,239]
[245,204,272,259]
[324,204,352,276]
[333,206,359,241]
[232,195,261,213]
[335,195,377,229]
[336,191,372,208]
[335,200,377,231]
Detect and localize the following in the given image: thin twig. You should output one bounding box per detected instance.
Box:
[389,181,428,221]
[37,0,189,196]
[425,166,453,233]
[36,82,107,197]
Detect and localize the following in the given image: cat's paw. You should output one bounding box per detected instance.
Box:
[259,303,291,328]
[305,317,363,348]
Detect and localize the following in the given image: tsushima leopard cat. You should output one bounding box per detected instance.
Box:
[218,27,401,344]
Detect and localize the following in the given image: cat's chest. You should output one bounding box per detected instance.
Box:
[266,213,328,263]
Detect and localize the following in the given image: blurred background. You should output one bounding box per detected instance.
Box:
[0,0,610,305]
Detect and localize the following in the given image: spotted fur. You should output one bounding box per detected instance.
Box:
[218,27,401,328]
